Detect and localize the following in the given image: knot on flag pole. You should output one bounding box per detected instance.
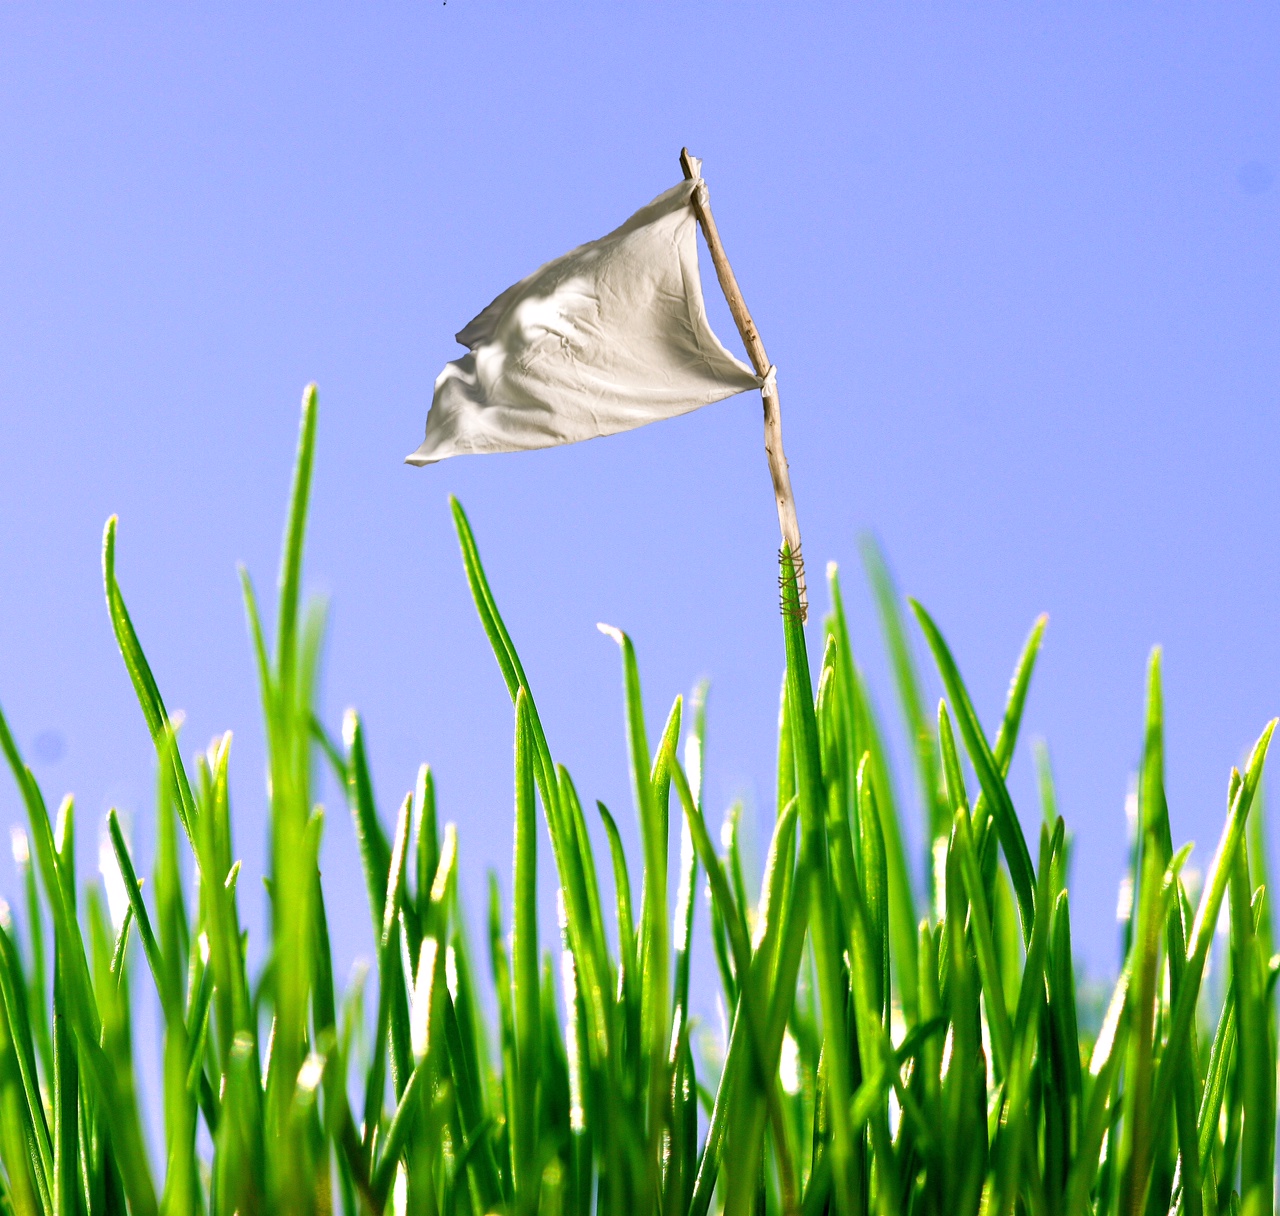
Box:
[759,365,778,399]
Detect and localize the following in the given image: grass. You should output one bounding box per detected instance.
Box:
[0,383,1276,1216]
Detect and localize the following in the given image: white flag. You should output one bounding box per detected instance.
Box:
[406,179,765,465]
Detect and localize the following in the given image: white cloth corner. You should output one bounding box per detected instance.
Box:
[406,179,764,465]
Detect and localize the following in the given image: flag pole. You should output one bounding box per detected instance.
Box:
[680,148,808,622]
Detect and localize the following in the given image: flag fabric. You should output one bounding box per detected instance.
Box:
[406,179,765,465]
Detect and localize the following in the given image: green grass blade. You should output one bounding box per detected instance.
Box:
[486,871,518,1204]
[1228,839,1274,1214]
[1149,720,1276,1166]
[778,545,856,1216]
[1119,833,1193,1216]
[671,801,698,1047]
[106,811,169,1014]
[558,767,611,1012]
[413,764,439,933]
[598,624,669,1206]
[857,761,890,1026]
[688,796,801,1216]
[362,792,413,1152]
[449,498,560,811]
[275,383,319,699]
[512,689,542,1209]
[1043,888,1082,1198]
[1135,650,1205,1216]
[669,755,798,1216]
[0,918,52,1211]
[1198,982,1236,1194]
[451,499,615,1102]
[101,516,197,844]
[13,830,53,1089]
[238,565,275,727]
[0,976,49,1215]
[852,681,918,1025]
[372,825,458,1209]
[50,956,77,1216]
[989,820,1061,1216]
[910,600,1038,941]
[596,800,635,998]
[940,815,986,1216]
[342,711,393,944]
[949,799,1013,1079]
[829,560,920,1022]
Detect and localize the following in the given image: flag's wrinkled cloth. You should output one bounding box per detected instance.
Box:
[407,180,763,465]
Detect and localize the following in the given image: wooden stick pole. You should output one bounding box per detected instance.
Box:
[680,148,807,621]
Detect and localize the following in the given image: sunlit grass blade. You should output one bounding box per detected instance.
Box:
[371,824,458,1208]
[362,791,413,1153]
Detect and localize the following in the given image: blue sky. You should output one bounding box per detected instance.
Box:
[0,5,1277,997]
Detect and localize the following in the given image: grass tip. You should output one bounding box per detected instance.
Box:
[431,824,458,905]
[99,830,130,927]
[9,825,29,866]
[597,622,624,646]
[102,514,119,569]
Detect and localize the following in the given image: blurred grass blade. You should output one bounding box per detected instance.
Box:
[859,535,948,851]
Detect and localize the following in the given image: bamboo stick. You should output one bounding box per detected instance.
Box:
[680,148,807,621]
